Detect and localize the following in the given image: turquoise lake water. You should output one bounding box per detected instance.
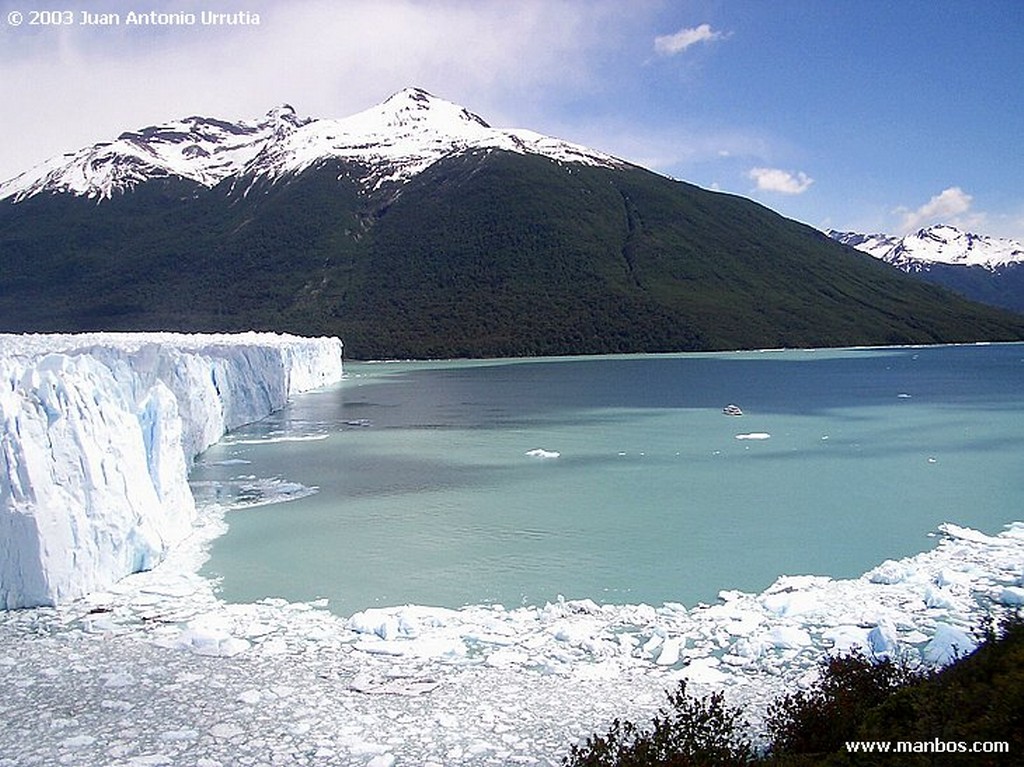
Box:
[193,344,1024,617]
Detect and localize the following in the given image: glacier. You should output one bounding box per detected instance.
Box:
[0,332,343,610]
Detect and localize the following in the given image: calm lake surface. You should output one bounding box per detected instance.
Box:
[193,344,1024,617]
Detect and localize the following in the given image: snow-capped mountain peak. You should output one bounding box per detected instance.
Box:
[362,86,491,131]
[830,224,1024,272]
[243,87,622,189]
[0,88,622,202]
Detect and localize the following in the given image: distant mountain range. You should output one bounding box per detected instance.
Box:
[829,225,1024,314]
[2,88,1023,359]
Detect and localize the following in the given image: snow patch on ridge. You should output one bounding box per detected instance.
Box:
[0,108,309,203]
[0,332,343,609]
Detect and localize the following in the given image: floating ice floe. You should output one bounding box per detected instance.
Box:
[349,673,441,696]
[999,586,1024,605]
[525,448,561,459]
[191,476,319,511]
[224,432,331,445]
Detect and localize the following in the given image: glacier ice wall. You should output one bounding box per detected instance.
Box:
[0,332,343,610]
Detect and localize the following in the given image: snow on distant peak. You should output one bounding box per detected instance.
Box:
[373,86,491,130]
[830,225,1024,272]
[0,88,623,202]
[897,225,1024,268]
[827,230,900,258]
[244,87,623,189]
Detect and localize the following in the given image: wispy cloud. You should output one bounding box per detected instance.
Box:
[897,186,976,232]
[654,24,724,56]
[748,167,814,195]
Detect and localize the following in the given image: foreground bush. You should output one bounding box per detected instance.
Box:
[564,612,1023,767]
[841,614,1024,766]
[765,651,920,759]
[563,681,755,766]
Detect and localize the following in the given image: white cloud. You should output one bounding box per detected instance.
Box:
[654,24,724,56]
[748,167,814,195]
[897,186,975,232]
[0,0,628,182]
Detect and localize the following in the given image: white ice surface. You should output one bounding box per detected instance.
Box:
[0,332,343,609]
[2,514,1022,766]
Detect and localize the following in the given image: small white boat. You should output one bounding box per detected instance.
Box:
[722,404,743,416]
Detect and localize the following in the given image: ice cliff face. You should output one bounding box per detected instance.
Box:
[0,332,343,610]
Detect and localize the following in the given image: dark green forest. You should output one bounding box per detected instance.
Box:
[895,261,1024,315]
[3,151,1023,359]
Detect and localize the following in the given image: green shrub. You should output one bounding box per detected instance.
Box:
[765,651,921,759]
[846,611,1024,765]
[563,681,755,767]
[563,612,1023,766]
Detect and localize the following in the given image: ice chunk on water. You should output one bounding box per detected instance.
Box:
[998,586,1024,605]
[923,585,957,610]
[822,625,870,654]
[191,476,318,511]
[348,608,418,639]
[209,722,245,739]
[349,674,440,696]
[62,735,96,748]
[923,624,977,665]
[939,523,1005,546]
[656,636,683,666]
[758,576,832,625]
[767,625,811,649]
[677,656,730,685]
[867,621,899,657]
[866,559,912,584]
[525,448,560,459]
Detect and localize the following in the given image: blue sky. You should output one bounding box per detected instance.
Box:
[2,0,1021,239]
